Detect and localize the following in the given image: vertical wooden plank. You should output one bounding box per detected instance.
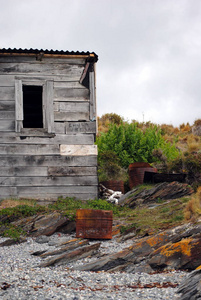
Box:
[89,71,96,121]
[44,80,55,133]
[15,79,23,132]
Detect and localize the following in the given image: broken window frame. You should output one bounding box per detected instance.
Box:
[15,78,55,134]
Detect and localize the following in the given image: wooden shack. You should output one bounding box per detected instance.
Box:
[0,48,98,202]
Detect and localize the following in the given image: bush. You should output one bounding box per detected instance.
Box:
[184,186,201,221]
[98,150,128,181]
[0,204,46,218]
[96,122,179,169]
[169,152,201,189]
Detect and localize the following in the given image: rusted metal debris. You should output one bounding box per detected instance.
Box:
[76,209,113,240]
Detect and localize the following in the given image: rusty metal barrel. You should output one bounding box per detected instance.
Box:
[129,162,157,189]
[100,180,124,193]
[76,209,113,239]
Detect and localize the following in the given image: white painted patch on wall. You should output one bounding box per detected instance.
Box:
[60,144,97,156]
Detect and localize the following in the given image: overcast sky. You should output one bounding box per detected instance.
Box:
[1,0,201,127]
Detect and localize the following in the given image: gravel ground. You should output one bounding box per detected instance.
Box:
[0,235,187,300]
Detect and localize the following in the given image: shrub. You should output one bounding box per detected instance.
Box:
[2,225,25,241]
[0,204,46,219]
[194,119,201,126]
[184,186,201,221]
[96,122,179,169]
[98,150,128,181]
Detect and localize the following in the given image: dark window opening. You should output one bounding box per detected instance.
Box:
[23,85,43,128]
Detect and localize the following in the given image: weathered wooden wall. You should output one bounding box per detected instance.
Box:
[0,54,98,201]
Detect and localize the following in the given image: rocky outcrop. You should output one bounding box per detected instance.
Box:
[149,237,201,271]
[176,269,201,299]
[118,182,193,207]
[1,218,201,273]
[73,223,201,273]
[38,241,101,267]
[10,212,76,236]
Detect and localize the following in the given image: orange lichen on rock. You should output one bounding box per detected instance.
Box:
[146,232,169,248]
[160,238,198,257]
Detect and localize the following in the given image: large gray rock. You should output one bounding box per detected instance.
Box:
[11,212,76,236]
[118,182,193,207]
[177,269,201,299]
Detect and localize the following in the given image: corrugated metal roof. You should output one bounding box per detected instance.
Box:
[0,48,98,62]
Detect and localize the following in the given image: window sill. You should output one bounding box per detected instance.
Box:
[18,128,55,137]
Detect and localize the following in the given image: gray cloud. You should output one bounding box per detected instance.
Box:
[0,0,201,126]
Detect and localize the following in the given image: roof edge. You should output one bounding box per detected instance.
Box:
[0,48,98,62]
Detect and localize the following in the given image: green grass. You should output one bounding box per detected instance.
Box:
[115,196,190,235]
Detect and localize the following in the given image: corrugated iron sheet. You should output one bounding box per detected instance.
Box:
[0,48,98,62]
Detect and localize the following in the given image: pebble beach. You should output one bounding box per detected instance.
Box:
[0,235,187,300]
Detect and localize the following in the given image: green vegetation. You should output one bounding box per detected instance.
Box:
[168,152,201,190]
[96,122,179,170]
[0,204,46,221]
[0,197,122,240]
[0,192,195,240]
[49,197,120,218]
[116,196,187,235]
[2,225,26,242]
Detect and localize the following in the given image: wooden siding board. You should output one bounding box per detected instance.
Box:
[0,177,15,186]
[0,101,15,111]
[0,87,15,100]
[0,155,97,167]
[0,134,94,145]
[15,75,84,83]
[60,145,97,156]
[0,63,84,78]
[54,81,85,89]
[15,193,98,201]
[0,120,15,131]
[0,144,60,155]
[0,167,48,176]
[54,122,65,134]
[0,111,15,119]
[54,87,89,100]
[66,121,96,134]
[48,166,97,176]
[0,187,17,196]
[54,111,89,121]
[17,186,98,194]
[13,176,97,186]
[0,75,15,86]
[54,102,89,113]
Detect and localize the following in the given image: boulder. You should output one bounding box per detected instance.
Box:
[148,237,201,271]
[118,182,193,207]
[11,212,76,236]
[176,269,201,299]
[39,242,101,267]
